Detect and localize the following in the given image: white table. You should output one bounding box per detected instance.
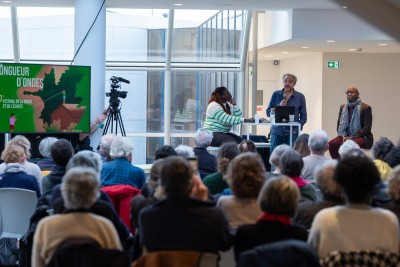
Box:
[242,122,301,147]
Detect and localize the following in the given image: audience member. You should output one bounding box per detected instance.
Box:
[0,135,42,182]
[301,130,329,182]
[138,156,233,254]
[41,139,74,197]
[32,167,122,267]
[234,176,307,261]
[386,145,400,168]
[100,136,145,189]
[293,133,310,157]
[193,128,217,179]
[0,145,41,198]
[98,133,116,162]
[267,144,291,178]
[381,166,400,221]
[238,140,257,153]
[338,139,360,158]
[36,137,58,171]
[372,137,394,180]
[203,142,240,195]
[293,160,344,229]
[175,144,195,157]
[308,151,399,258]
[217,153,265,229]
[280,149,318,202]
[154,145,178,160]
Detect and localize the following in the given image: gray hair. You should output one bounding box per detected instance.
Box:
[315,160,342,198]
[175,145,195,157]
[195,128,213,148]
[258,175,300,217]
[282,73,297,83]
[109,136,133,159]
[338,140,360,157]
[99,134,116,154]
[39,137,58,158]
[8,135,32,159]
[269,144,291,167]
[61,167,100,210]
[388,166,400,203]
[67,150,103,175]
[308,130,329,154]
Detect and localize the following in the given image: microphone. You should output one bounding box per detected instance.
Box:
[112,76,130,84]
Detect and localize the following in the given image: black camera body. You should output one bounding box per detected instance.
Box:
[106,76,130,108]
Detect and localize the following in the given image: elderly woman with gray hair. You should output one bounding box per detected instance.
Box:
[234,175,308,261]
[193,128,217,179]
[36,137,58,171]
[267,144,291,178]
[32,167,122,267]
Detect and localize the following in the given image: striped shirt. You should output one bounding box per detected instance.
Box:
[203,102,243,133]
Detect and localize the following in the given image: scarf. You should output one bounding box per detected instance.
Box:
[338,98,362,136]
[290,176,310,187]
[257,212,290,225]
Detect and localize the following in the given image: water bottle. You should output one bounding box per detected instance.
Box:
[270,108,275,124]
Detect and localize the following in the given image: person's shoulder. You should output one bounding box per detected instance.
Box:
[361,102,372,109]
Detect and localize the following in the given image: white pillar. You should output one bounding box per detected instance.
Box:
[74,0,106,149]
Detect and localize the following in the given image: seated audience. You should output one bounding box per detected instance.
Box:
[372,137,394,180]
[100,136,145,189]
[293,133,310,158]
[203,142,240,195]
[36,137,58,171]
[32,167,122,267]
[41,139,74,197]
[378,165,400,221]
[175,144,195,157]
[280,149,318,202]
[267,144,291,178]
[308,151,399,258]
[338,139,360,158]
[139,156,233,254]
[301,130,329,183]
[293,160,344,229]
[154,145,178,160]
[386,145,400,168]
[0,145,41,198]
[97,133,116,162]
[193,128,217,179]
[0,135,42,182]
[238,140,257,153]
[217,153,265,229]
[234,176,308,261]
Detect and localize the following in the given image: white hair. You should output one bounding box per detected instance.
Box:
[175,145,194,157]
[109,136,133,159]
[39,137,58,158]
[338,140,360,157]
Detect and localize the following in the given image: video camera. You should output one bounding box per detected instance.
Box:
[106,76,130,104]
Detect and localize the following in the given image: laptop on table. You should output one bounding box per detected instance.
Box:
[275,106,295,123]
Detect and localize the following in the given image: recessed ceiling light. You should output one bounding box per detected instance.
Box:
[342,6,347,9]
[174,3,183,6]
[379,43,387,46]
[301,46,310,49]
[281,52,289,54]
[326,40,335,43]
[2,0,12,2]
[348,48,357,51]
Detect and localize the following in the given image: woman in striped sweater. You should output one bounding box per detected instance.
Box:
[203,87,251,147]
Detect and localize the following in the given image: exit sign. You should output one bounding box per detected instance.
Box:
[327,61,340,68]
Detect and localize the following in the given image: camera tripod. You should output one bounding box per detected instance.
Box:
[102,103,126,137]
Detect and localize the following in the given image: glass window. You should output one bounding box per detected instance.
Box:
[0,7,13,60]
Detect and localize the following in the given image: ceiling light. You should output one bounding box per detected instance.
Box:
[379,43,387,46]
[301,46,310,49]
[342,6,347,9]
[348,48,357,51]
[281,52,289,54]
[174,3,183,6]
[2,0,12,2]
[326,40,335,43]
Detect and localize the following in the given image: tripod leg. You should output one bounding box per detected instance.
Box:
[115,110,126,136]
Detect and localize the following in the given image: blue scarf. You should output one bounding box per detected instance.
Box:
[338,98,361,136]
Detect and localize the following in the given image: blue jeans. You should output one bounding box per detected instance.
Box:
[269,133,298,171]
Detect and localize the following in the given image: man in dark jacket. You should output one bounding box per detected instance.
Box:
[193,128,217,179]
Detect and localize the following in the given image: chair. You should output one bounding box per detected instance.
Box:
[0,188,38,239]
[46,237,130,267]
[320,250,400,267]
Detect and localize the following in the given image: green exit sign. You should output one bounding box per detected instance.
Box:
[327,61,340,68]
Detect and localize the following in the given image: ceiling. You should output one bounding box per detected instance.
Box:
[1,0,399,60]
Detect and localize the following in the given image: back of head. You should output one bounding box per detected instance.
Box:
[175,145,194,157]
[1,144,25,164]
[386,145,400,168]
[227,152,266,199]
[39,137,58,158]
[280,149,303,177]
[99,134,116,154]
[308,130,329,155]
[338,140,360,157]
[159,156,193,198]
[238,140,257,153]
[388,166,400,203]
[148,159,164,191]
[195,128,213,148]
[217,142,240,174]
[334,151,380,204]
[293,133,310,157]
[67,150,103,175]
[8,135,31,159]
[51,139,74,167]
[258,175,300,217]
[269,144,291,167]
[61,167,100,210]
[315,160,342,198]
[372,137,394,160]
[154,145,178,160]
[109,136,133,159]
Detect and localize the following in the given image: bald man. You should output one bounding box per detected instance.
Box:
[328,86,373,159]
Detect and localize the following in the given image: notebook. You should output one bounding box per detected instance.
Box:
[275,106,295,123]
